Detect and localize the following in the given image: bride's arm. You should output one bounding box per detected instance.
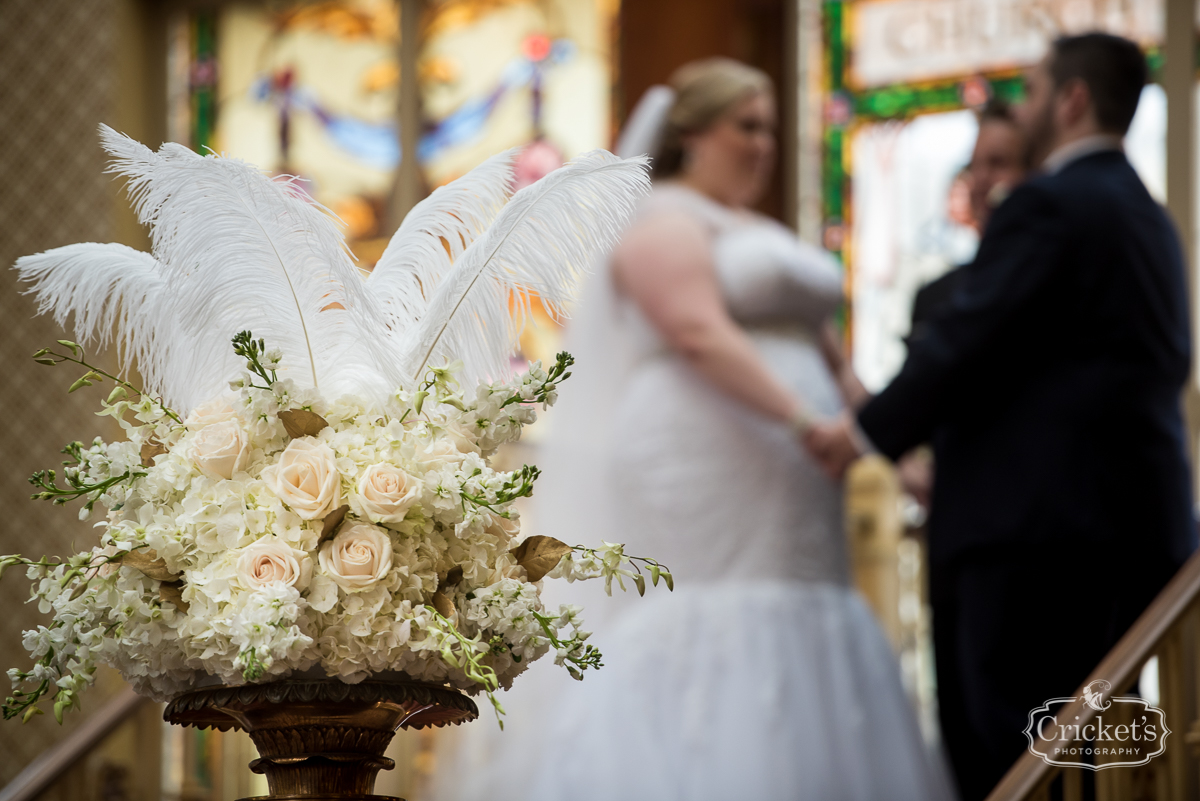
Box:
[612,210,809,426]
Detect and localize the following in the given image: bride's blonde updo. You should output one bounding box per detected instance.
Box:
[655,58,773,179]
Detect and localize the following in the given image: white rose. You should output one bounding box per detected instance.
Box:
[268,438,342,520]
[318,522,393,592]
[186,396,239,429]
[192,420,249,480]
[236,538,313,590]
[356,464,420,523]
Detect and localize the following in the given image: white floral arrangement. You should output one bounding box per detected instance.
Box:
[1,127,664,726]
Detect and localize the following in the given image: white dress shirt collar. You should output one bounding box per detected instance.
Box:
[1041,134,1124,175]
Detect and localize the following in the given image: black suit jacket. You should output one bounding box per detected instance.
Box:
[859,150,1196,567]
[908,265,965,346]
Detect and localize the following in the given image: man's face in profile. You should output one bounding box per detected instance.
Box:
[1014,56,1057,168]
[968,119,1025,230]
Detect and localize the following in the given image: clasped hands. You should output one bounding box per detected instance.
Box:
[804,322,871,481]
[802,410,865,481]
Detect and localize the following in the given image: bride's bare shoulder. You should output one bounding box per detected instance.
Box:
[637,182,728,223]
[616,206,709,267]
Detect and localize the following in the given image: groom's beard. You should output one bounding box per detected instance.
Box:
[1023,101,1056,171]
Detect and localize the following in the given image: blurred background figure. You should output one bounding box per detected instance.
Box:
[895,99,1029,509]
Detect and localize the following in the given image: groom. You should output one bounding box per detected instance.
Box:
[807,33,1196,800]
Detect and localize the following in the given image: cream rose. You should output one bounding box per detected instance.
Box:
[191,420,249,480]
[318,522,393,592]
[268,438,342,520]
[416,437,470,467]
[236,538,313,590]
[487,514,519,543]
[356,464,420,523]
[443,423,481,455]
[185,396,239,429]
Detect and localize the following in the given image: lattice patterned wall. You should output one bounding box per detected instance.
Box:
[0,0,124,784]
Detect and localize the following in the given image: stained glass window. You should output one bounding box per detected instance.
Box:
[418,0,615,189]
[168,0,616,369]
[417,0,616,367]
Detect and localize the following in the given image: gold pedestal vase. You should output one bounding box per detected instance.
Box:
[164,678,478,801]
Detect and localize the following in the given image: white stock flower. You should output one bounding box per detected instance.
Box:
[191,420,249,480]
[319,522,393,593]
[355,463,420,524]
[266,438,342,520]
[236,538,313,591]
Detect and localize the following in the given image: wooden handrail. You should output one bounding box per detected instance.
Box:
[986,549,1200,801]
[0,686,147,801]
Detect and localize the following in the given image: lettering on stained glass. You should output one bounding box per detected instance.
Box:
[850,0,1163,88]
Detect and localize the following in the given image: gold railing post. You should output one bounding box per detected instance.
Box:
[1061,768,1082,801]
[844,455,903,649]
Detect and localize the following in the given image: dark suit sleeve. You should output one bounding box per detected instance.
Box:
[858,183,1067,459]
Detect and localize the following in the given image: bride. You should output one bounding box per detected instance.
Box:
[432,58,955,801]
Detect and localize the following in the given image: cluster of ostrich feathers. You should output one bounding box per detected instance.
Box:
[15,125,650,413]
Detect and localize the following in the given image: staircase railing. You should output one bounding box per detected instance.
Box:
[986,549,1200,801]
[0,685,147,801]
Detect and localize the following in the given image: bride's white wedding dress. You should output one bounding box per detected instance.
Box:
[431,184,955,801]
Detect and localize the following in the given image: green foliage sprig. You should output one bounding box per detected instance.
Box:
[28,440,144,514]
[499,351,574,409]
[31,340,182,424]
[231,330,281,390]
[460,464,541,516]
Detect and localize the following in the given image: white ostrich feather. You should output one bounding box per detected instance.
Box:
[399,150,651,385]
[13,127,648,412]
[97,125,395,409]
[366,149,515,330]
[15,242,168,374]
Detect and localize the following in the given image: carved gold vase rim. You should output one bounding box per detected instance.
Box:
[164,675,479,732]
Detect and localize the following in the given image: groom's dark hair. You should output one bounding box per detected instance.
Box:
[1049,33,1147,135]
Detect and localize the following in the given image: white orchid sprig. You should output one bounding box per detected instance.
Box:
[551,543,675,596]
[531,606,601,680]
[423,606,505,725]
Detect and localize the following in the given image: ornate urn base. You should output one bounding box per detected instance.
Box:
[164,678,478,801]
